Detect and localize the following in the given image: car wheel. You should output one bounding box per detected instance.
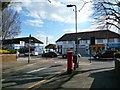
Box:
[51,55,54,58]
[96,56,99,59]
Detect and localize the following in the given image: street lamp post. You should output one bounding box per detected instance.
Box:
[28,34,31,64]
[67,4,79,68]
[67,5,77,33]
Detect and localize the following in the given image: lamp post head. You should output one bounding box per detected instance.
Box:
[66,4,75,7]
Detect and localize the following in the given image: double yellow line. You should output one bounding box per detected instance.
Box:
[27,69,66,89]
[27,80,46,89]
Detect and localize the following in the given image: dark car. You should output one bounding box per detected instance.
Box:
[93,50,117,59]
[42,51,58,58]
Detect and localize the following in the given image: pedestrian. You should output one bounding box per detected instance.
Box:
[16,50,19,58]
[78,53,81,58]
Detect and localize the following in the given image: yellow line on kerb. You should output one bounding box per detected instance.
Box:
[27,69,66,89]
[27,72,60,89]
[27,80,46,89]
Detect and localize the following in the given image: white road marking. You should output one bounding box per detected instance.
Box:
[26,67,48,74]
[1,79,5,82]
[54,61,67,64]
[3,60,49,74]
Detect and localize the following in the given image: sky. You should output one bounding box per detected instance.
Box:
[10,0,95,45]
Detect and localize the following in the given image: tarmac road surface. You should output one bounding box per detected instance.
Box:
[2,56,120,89]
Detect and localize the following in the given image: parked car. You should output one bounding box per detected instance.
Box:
[42,51,58,58]
[93,50,117,59]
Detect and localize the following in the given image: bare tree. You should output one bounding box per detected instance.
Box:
[0,1,11,11]
[92,0,120,31]
[0,7,21,41]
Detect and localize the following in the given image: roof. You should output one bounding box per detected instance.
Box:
[2,36,44,44]
[45,44,56,49]
[56,30,120,42]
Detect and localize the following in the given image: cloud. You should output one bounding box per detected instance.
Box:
[34,31,54,45]
[50,13,64,22]
[24,19,44,27]
[63,28,81,33]
[59,0,80,2]
[12,0,93,24]
[63,24,99,34]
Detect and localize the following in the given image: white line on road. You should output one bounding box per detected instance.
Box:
[55,61,67,64]
[3,60,49,74]
[26,67,48,74]
[1,79,5,82]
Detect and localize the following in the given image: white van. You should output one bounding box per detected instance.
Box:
[33,46,44,55]
[19,46,44,56]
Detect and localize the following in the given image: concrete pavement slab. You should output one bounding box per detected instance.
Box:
[60,57,120,89]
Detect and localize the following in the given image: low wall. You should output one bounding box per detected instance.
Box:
[115,58,120,78]
[0,54,17,63]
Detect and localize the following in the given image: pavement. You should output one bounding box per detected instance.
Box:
[34,57,120,89]
[61,58,120,89]
[2,56,120,89]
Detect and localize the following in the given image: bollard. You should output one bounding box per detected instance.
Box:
[67,51,73,74]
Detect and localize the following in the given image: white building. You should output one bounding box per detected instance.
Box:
[56,30,120,57]
[3,36,43,49]
[2,36,44,55]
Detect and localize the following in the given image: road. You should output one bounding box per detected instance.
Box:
[2,56,119,89]
[2,56,67,89]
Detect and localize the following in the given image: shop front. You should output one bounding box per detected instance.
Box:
[107,43,120,51]
[89,44,105,55]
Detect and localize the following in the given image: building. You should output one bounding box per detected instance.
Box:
[56,30,120,56]
[2,36,44,55]
[45,44,57,52]
[2,36,44,49]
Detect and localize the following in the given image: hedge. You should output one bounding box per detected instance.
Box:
[114,52,120,59]
[0,49,17,54]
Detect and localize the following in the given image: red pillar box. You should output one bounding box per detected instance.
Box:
[67,51,73,74]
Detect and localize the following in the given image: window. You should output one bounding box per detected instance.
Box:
[63,41,67,44]
[108,38,114,43]
[97,39,103,43]
[68,41,73,44]
[80,40,87,44]
[117,38,120,42]
[31,43,35,46]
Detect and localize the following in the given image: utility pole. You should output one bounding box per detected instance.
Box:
[28,34,31,64]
